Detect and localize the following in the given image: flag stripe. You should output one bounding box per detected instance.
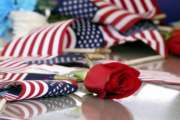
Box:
[101,26,166,57]
[92,0,144,32]
[0,73,27,83]
[104,0,157,17]
[0,57,51,73]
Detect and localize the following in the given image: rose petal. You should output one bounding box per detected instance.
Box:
[84,64,112,94]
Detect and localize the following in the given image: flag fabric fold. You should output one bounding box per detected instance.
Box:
[0,72,27,83]
[103,0,160,17]
[0,80,78,101]
[56,0,158,32]
[1,0,166,58]
[1,19,166,57]
[1,20,74,57]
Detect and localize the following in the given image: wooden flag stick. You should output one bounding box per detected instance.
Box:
[54,75,77,80]
[64,48,111,54]
[124,55,164,66]
[84,54,94,68]
[153,14,167,20]
[158,26,174,33]
[0,98,6,112]
[86,53,107,60]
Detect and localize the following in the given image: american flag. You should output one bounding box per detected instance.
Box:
[57,0,157,31]
[0,73,27,83]
[71,19,165,56]
[56,0,165,56]
[26,53,84,65]
[0,54,83,83]
[1,0,166,58]
[0,80,77,101]
[0,56,56,73]
[2,97,76,119]
[1,20,74,57]
[0,57,31,73]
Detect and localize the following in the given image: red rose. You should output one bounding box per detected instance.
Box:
[167,30,180,56]
[84,62,141,99]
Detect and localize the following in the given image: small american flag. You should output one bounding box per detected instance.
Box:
[26,53,84,65]
[0,73,27,83]
[0,80,78,101]
[71,19,165,56]
[1,20,74,57]
[0,56,56,73]
[0,54,84,74]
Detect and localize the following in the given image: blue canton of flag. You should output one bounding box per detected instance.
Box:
[26,53,84,65]
[71,19,105,48]
[0,80,78,101]
[43,80,77,97]
[57,0,98,19]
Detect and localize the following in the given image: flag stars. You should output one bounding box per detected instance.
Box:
[44,81,77,97]
[71,19,104,48]
[58,0,98,19]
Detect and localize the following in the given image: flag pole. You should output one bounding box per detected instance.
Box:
[64,48,111,54]
[153,14,166,20]
[0,98,6,112]
[124,55,164,66]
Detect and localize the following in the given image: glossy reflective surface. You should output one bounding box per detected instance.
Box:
[0,56,180,120]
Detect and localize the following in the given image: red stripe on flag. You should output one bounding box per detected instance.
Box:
[38,26,54,56]
[66,29,72,48]
[9,39,21,56]
[48,24,63,55]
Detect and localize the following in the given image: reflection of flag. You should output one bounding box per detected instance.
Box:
[3,97,76,119]
[1,80,77,101]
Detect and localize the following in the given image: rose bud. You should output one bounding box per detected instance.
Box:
[167,30,180,56]
[82,62,142,99]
